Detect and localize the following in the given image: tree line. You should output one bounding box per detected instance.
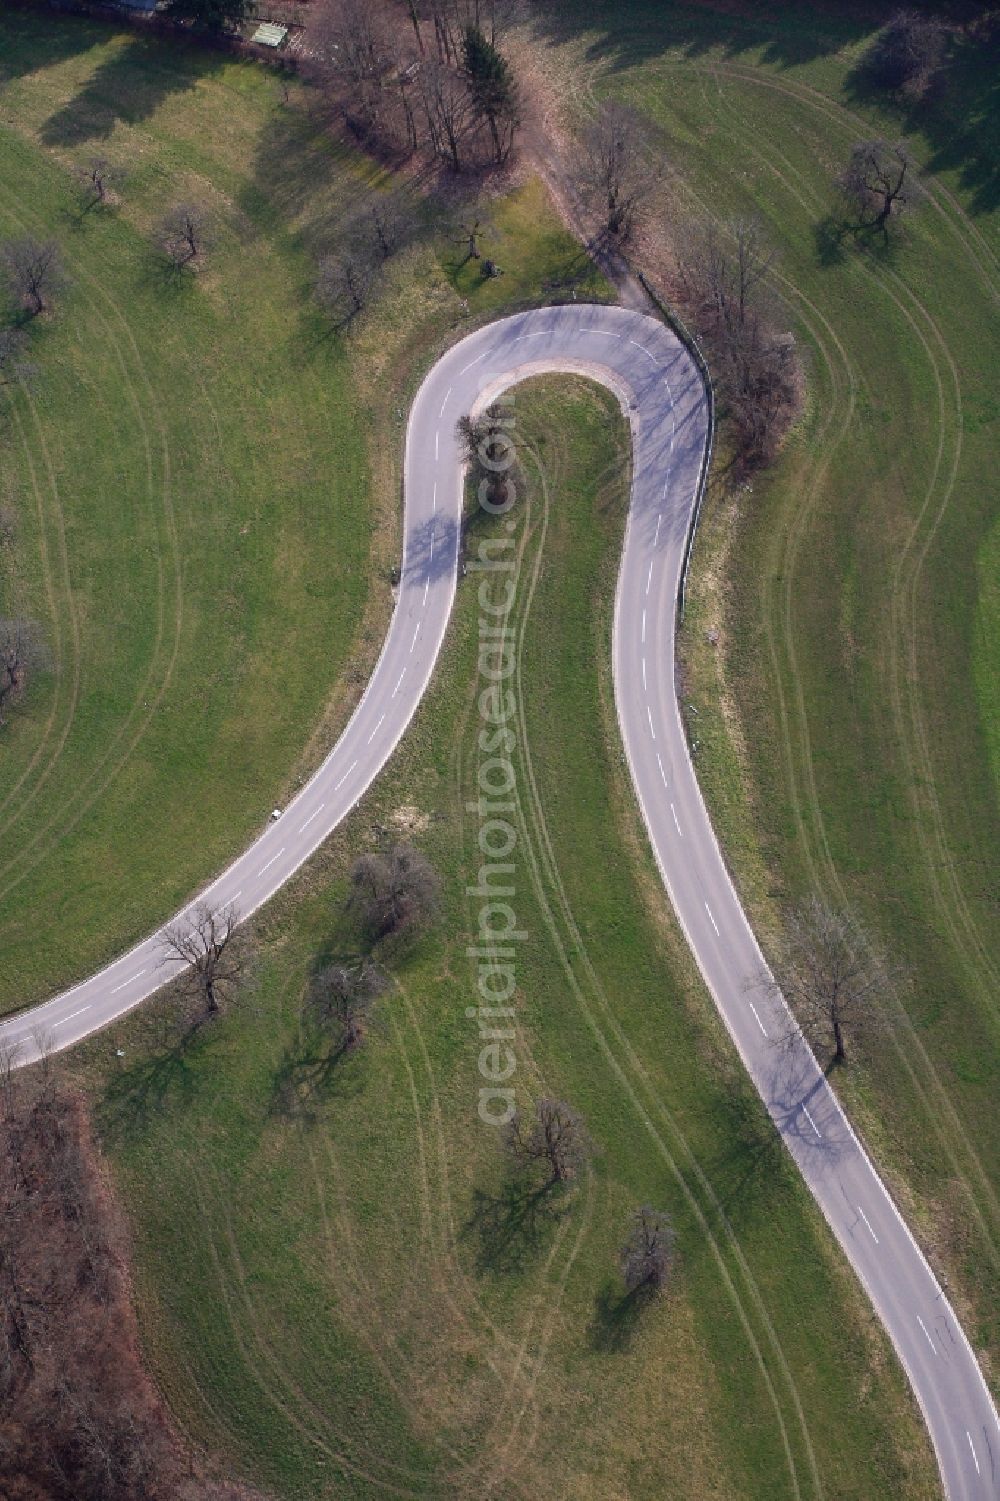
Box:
[311,0,520,171]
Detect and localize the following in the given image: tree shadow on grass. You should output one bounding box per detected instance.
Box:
[39,34,223,149]
[463,1175,572,1274]
[96,1022,201,1144]
[589,1278,658,1353]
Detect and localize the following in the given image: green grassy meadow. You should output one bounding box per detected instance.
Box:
[528,0,1000,1372]
[0,12,600,1016]
[79,378,937,1500]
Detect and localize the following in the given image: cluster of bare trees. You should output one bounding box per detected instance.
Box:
[316,186,417,327]
[314,0,520,170]
[502,1094,677,1307]
[0,1081,269,1501]
[677,216,800,470]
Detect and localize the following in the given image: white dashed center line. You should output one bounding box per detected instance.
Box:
[656,752,668,788]
[704,901,720,936]
[646,560,654,595]
[410,623,421,653]
[654,513,662,547]
[641,609,646,644]
[367,712,386,744]
[54,1006,90,1028]
[748,1000,769,1037]
[802,1103,822,1139]
[917,1315,937,1355]
[423,579,430,605]
[858,1205,879,1244]
[299,803,325,833]
[434,431,439,461]
[671,802,683,836]
[110,968,146,995]
[642,657,647,690]
[966,1432,980,1475]
[647,704,656,739]
[258,848,285,877]
[432,480,437,512]
[334,760,358,792]
[438,387,452,420]
[392,669,406,697]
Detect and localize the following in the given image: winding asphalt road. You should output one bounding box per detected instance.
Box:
[2,303,996,1499]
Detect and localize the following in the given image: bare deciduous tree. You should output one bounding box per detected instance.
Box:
[309,959,390,1054]
[420,57,473,169]
[765,897,892,1066]
[316,249,379,326]
[837,138,913,235]
[0,618,47,725]
[582,101,654,245]
[620,1204,675,1295]
[315,0,395,140]
[1,237,63,318]
[506,1097,592,1185]
[348,842,441,945]
[159,202,212,269]
[678,217,799,468]
[0,1040,21,1119]
[159,902,249,1018]
[861,11,947,96]
[77,155,124,210]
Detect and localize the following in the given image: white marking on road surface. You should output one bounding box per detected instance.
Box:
[642,657,647,690]
[432,480,437,512]
[657,752,668,787]
[858,1205,880,1244]
[654,513,662,547]
[258,848,285,877]
[438,387,452,419]
[647,704,656,739]
[367,712,386,744]
[54,1007,90,1028]
[671,802,683,836]
[434,432,439,462]
[802,1103,822,1138]
[646,560,653,595]
[917,1315,938,1355]
[704,901,720,936]
[392,669,406,697]
[410,623,421,653]
[459,351,487,375]
[334,761,358,792]
[514,330,550,340]
[299,803,325,833]
[748,1000,769,1037]
[628,338,657,362]
[641,609,646,644]
[580,326,619,335]
[110,968,146,995]
[966,1431,980,1475]
[423,578,430,605]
